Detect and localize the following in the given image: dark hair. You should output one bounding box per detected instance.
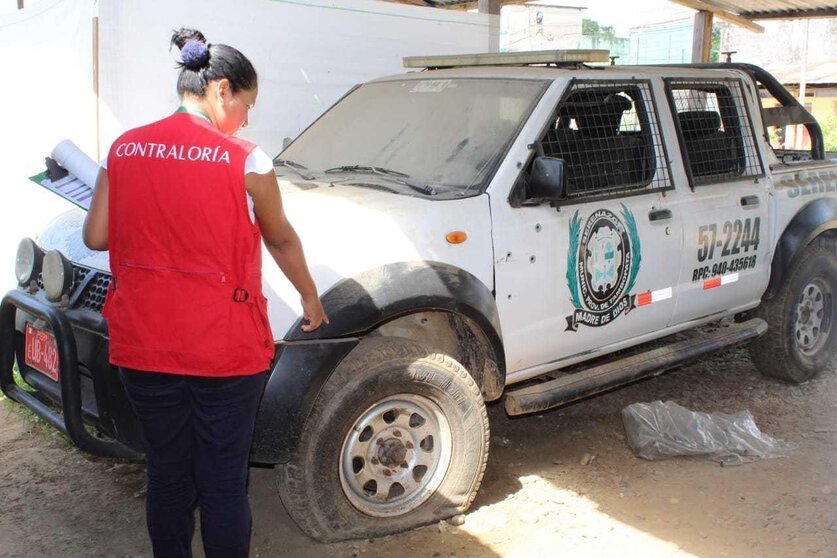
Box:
[170,27,257,97]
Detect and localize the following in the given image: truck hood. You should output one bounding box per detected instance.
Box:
[35,178,494,340]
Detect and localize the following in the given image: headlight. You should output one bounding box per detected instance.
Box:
[42,250,74,301]
[15,238,43,285]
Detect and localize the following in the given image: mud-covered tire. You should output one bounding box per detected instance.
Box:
[275,337,489,542]
[749,245,837,383]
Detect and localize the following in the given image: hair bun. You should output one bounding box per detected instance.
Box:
[171,27,206,50]
[180,40,210,70]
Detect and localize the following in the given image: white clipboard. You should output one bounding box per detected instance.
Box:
[29,140,99,211]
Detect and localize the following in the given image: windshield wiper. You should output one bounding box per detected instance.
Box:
[402,181,437,196]
[324,165,437,195]
[323,165,407,177]
[274,158,315,180]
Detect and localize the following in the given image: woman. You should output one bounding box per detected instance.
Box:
[83,28,327,557]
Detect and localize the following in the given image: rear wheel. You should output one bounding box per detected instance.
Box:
[275,337,489,542]
[749,245,837,383]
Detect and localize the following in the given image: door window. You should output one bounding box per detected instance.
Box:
[665,78,765,187]
[518,79,673,205]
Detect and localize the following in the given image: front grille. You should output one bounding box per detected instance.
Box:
[34,265,110,314]
[81,273,111,313]
[73,267,91,290]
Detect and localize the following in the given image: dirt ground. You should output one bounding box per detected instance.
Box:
[1,344,835,558]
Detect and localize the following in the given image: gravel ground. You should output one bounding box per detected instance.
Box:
[1,345,835,557]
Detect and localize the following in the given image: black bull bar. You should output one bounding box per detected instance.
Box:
[0,289,139,458]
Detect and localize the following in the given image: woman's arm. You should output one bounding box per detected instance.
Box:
[246,170,328,332]
[83,168,109,250]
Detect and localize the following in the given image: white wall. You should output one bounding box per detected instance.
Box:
[0,0,490,290]
[98,0,493,157]
[0,0,96,290]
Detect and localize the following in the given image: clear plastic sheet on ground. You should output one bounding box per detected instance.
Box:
[621,400,792,466]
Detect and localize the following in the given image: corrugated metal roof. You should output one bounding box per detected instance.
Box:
[706,0,837,19]
[391,0,837,18]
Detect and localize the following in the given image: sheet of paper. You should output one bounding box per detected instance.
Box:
[29,171,95,211]
[28,140,99,211]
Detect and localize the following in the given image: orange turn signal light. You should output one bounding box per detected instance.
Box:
[446,231,468,244]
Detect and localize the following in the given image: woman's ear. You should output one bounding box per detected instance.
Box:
[217,78,232,104]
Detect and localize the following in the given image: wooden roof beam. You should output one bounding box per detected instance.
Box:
[670,0,765,33]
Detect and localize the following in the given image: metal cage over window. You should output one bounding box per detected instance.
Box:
[540,79,673,204]
[665,78,765,187]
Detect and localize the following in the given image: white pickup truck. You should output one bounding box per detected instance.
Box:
[3,50,836,542]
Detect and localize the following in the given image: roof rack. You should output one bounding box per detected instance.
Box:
[403,49,610,70]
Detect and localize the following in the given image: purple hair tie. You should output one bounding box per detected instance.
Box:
[181,40,209,70]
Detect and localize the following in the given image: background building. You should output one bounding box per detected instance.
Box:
[500,4,585,51]
[628,18,696,64]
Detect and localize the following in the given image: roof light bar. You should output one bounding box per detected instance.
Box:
[403,49,610,69]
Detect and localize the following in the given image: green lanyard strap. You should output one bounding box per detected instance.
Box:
[175,105,211,123]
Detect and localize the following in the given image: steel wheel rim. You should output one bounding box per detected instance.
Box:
[339,394,453,517]
[794,279,832,356]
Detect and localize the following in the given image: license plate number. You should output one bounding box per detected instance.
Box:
[24,323,59,382]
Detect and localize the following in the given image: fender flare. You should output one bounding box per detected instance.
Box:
[251,262,504,464]
[764,198,837,300]
[285,261,504,366]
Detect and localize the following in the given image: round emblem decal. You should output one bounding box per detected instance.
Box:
[565,204,642,331]
[579,209,631,312]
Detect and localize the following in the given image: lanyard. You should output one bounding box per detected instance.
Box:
[175,105,211,123]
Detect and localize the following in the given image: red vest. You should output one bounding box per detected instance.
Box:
[102,112,274,376]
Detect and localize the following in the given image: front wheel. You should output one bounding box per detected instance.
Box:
[275,337,489,542]
[749,244,837,383]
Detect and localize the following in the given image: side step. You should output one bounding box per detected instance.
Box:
[505,318,767,416]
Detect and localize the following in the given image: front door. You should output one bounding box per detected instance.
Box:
[489,77,682,378]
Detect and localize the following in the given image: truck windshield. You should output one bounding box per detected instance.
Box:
[278,78,547,195]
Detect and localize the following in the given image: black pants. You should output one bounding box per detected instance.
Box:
[120,368,267,558]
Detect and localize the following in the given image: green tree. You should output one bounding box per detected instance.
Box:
[582,18,600,35]
[710,28,721,62]
[582,19,617,42]
[822,113,837,153]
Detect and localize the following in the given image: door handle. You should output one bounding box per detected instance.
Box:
[740,195,760,207]
[649,208,672,222]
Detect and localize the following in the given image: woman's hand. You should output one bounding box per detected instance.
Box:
[300,295,329,332]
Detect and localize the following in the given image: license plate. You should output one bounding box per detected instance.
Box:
[24,323,59,382]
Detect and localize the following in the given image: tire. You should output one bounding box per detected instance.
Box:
[749,244,837,383]
[275,337,489,542]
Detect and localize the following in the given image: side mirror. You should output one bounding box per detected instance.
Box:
[282,137,293,150]
[529,156,565,202]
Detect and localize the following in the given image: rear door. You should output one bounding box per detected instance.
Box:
[662,76,771,324]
